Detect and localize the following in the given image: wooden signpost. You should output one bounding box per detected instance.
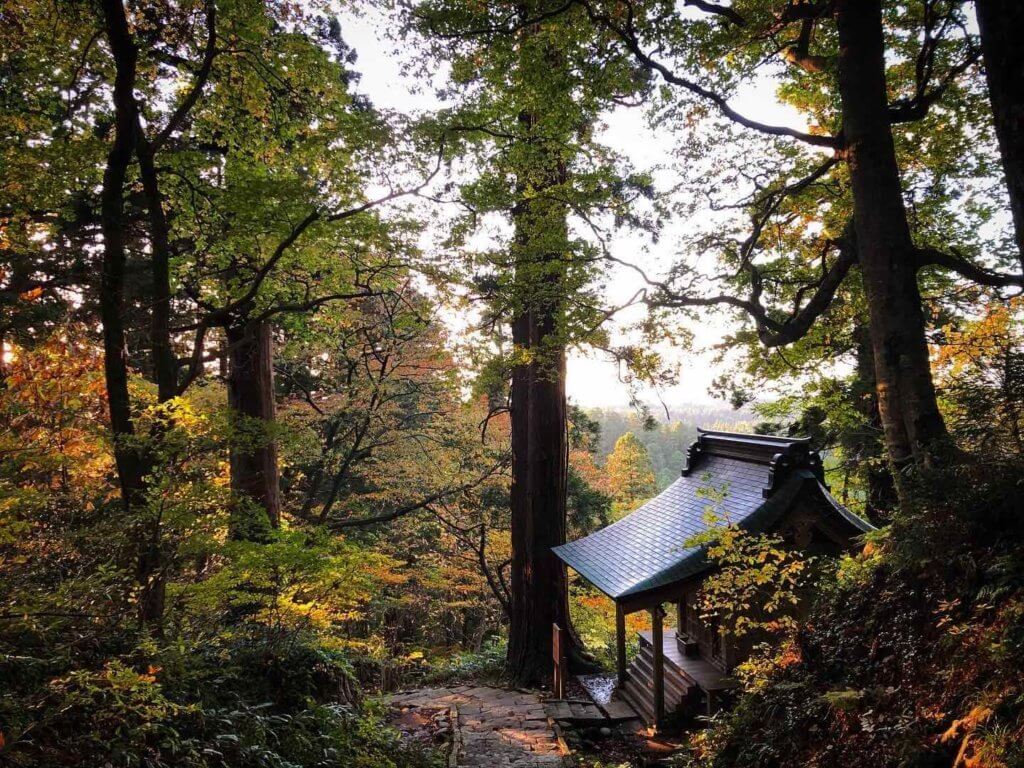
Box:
[552,623,567,699]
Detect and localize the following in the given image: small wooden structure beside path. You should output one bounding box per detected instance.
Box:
[554,429,875,728]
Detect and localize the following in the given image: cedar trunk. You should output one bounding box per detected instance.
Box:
[507,305,576,686]
[835,0,950,480]
[505,81,588,682]
[226,320,281,537]
[974,0,1024,263]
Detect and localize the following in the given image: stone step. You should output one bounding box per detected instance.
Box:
[566,701,605,722]
[545,698,608,724]
[600,692,641,722]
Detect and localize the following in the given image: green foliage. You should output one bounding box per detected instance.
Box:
[676,463,1024,768]
[406,0,670,392]
[685,485,812,643]
[0,335,451,767]
[419,637,508,686]
[605,432,658,511]
[2,642,442,768]
[568,585,638,672]
[936,299,1024,459]
[4,1,1024,767]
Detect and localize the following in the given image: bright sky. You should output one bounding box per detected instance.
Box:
[341,8,802,410]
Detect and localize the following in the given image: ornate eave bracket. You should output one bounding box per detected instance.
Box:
[681,438,706,476]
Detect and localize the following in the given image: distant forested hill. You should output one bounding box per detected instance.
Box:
[586,405,754,490]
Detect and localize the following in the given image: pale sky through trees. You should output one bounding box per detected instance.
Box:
[341,6,808,409]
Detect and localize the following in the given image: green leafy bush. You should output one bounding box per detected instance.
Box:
[1,636,443,768]
[675,462,1024,768]
[419,636,508,686]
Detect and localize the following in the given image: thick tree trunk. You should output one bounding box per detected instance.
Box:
[100,0,165,628]
[100,0,143,510]
[835,0,950,483]
[975,0,1024,264]
[226,320,281,538]
[507,303,575,686]
[505,91,592,683]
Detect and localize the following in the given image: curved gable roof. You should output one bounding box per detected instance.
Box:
[553,430,873,601]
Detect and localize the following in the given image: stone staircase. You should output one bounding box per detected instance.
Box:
[617,633,694,726]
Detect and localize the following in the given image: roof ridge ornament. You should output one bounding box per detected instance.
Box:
[681,429,825,494]
[681,438,705,476]
[764,447,826,497]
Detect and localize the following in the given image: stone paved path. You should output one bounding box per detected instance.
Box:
[389,685,565,767]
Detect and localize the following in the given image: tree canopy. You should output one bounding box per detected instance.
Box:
[2,0,1024,766]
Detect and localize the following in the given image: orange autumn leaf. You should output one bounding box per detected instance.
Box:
[18,286,43,301]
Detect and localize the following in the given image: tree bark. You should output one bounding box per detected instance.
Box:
[507,291,575,686]
[505,83,593,683]
[851,324,897,522]
[99,0,143,508]
[835,0,951,483]
[226,319,281,537]
[136,140,177,402]
[99,0,165,628]
[974,0,1024,264]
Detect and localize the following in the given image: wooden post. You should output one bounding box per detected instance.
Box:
[651,605,665,726]
[552,623,567,699]
[615,603,627,685]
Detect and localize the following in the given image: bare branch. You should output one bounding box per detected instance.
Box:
[578,0,841,149]
[326,459,508,530]
[656,227,858,347]
[917,247,1024,289]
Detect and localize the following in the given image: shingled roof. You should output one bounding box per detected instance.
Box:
[553,429,873,602]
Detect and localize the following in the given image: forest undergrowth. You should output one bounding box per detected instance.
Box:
[679,461,1024,768]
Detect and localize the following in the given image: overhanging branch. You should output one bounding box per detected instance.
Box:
[917,247,1024,289]
[577,0,841,149]
[326,459,508,530]
[655,227,857,348]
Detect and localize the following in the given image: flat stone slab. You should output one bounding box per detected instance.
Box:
[390,686,566,767]
[544,696,640,726]
[602,694,641,722]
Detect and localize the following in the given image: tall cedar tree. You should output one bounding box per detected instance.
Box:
[411,0,652,683]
